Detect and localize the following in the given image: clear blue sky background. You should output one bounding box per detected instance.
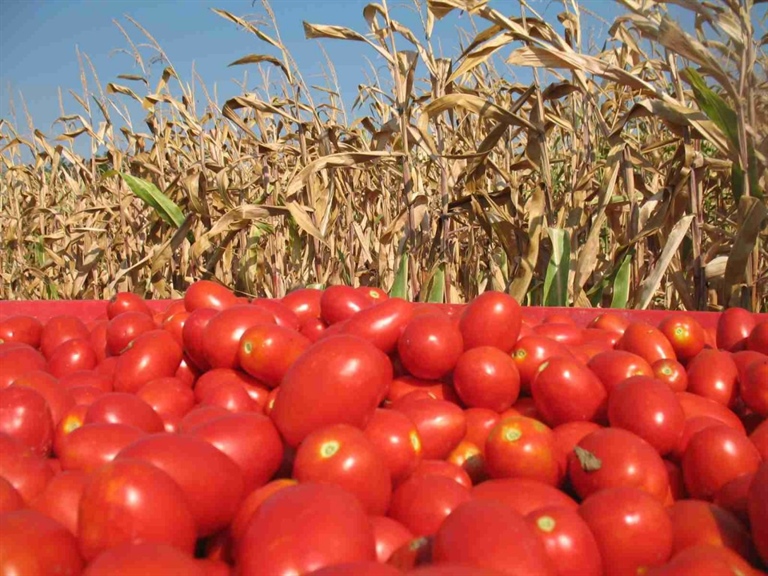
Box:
[1,0,764,159]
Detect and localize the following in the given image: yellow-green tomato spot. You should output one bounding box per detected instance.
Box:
[515,349,527,360]
[536,516,556,533]
[320,440,340,458]
[503,426,522,442]
[243,341,253,355]
[674,326,685,338]
[410,431,422,453]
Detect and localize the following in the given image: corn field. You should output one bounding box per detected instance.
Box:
[1,0,766,311]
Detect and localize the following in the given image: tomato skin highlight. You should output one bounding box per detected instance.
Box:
[397,313,463,381]
[452,346,520,412]
[484,416,560,486]
[458,291,523,353]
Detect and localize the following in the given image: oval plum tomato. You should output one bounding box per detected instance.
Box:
[531,356,607,427]
[386,376,454,405]
[320,285,371,325]
[47,337,97,378]
[397,313,463,380]
[740,358,768,416]
[658,313,707,362]
[748,461,768,566]
[299,317,327,342]
[113,329,183,394]
[452,346,520,412]
[447,440,486,485]
[106,291,153,319]
[0,509,84,575]
[472,478,578,516]
[607,375,685,456]
[58,423,147,473]
[551,421,602,478]
[388,474,472,537]
[250,298,301,331]
[0,344,47,389]
[568,427,670,502]
[578,486,673,576]
[717,307,755,352]
[77,458,197,561]
[229,478,298,556]
[458,290,522,353]
[652,358,688,392]
[82,542,205,576]
[667,499,755,561]
[88,319,109,363]
[58,370,112,393]
[0,385,54,456]
[30,469,87,536]
[394,398,466,460]
[532,322,584,346]
[676,391,745,433]
[462,407,501,454]
[106,311,157,356]
[746,321,768,354]
[0,315,42,347]
[0,433,54,504]
[526,505,603,576]
[12,370,74,427]
[616,322,676,365]
[339,297,414,354]
[183,280,238,312]
[587,350,653,394]
[645,544,760,576]
[136,377,195,432]
[84,392,164,433]
[364,408,422,485]
[271,335,392,447]
[670,415,724,462]
[370,516,414,563]
[682,425,761,500]
[358,285,389,304]
[116,433,245,537]
[237,323,311,388]
[0,476,24,513]
[237,482,376,575]
[181,307,217,371]
[292,423,392,515]
[686,349,739,407]
[40,315,90,360]
[750,418,768,461]
[484,416,560,486]
[588,311,630,334]
[713,472,753,525]
[202,305,276,370]
[432,499,555,575]
[281,287,323,325]
[409,458,473,489]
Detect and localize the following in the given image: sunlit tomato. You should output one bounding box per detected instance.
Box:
[106,291,152,319]
[385,376,455,405]
[508,396,543,421]
[388,474,472,537]
[472,478,578,516]
[181,307,217,371]
[717,307,755,352]
[588,311,630,334]
[394,398,466,460]
[484,416,560,486]
[746,320,768,353]
[667,499,755,561]
[271,335,393,447]
[58,423,146,473]
[409,458,473,489]
[568,427,670,502]
[281,287,323,325]
[462,408,500,455]
[88,319,109,363]
[175,405,229,433]
[645,544,760,576]
[433,499,555,575]
[587,350,653,394]
[57,370,112,393]
[511,336,571,393]
[658,314,707,361]
[299,317,327,342]
[452,346,520,412]
[237,323,311,387]
[676,392,745,433]
[82,542,205,576]
[136,377,195,432]
[229,478,298,556]
[682,425,761,500]
[293,423,392,515]
[532,322,584,347]
[370,515,414,563]
[616,322,676,365]
[713,472,753,525]
[161,311,189,346]
[78,458,197,561]
[579,486,673,576]
[84,392,163,433]
[0,344,47,389]
[364,408,422,485]
[526,505,603,576]
[11,370,74,427]
[39,315,91,360]
[202,305,276,370]
[0,509,84,575]
[47,337,97,378]
[113,330,183,394]
[237,482,376,574]
[339,297,414,354]
[116,433,245,537]
[0,385,54,456]
[652,358,688,392]
[30,469,87,536]
[740,358,768,416]
[607,375,685,456]
[0,476,24,513]
[531,356,607,427]
[0,433,54,504]
[0,315,43,347]
[358,285,389,304]
[749,461,768,565]
[250,298,301,331]
[105,311,157,356]
[397,313,463,380]
[458,291,522,353]
[320,285,371,325]
[446,440,486,485]
[552,421,602,478]
[183,280,237,312]
[685,349,739,407]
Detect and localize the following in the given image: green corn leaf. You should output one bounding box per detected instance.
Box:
[426,263,445,303]
[685,68,739,155]
[391,252,409,300]
[543,227,570,307]
[610,250,633,309]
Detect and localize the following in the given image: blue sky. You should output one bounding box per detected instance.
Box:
[1,0,762,159]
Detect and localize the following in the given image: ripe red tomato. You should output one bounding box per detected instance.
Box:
[685,349,739,407]
[746,321,768,354]
[512,335,572,393]
[320,285,371,325]
[116,433,245,537]
[587,349,653,394]
[526,505,603,576]
[462,407,501,454]
[237,323,311,387]
[237,482,376,574]
[180,307,217,371]
[740,358,768,416]
[652,358,688,392]
[484,416,560,486]
[551,421,602,478]
[616,322,676,365]
[113,330,183,393]
[568,427,670,502]
[670,415,724,462]
[531,356,608,427]
[370,515,414,563]
[308,562,403,576]
[748,461,768,566]
[0,476,24,513]
[645,544,759,576]
[578,486,673,576]
[229,478,297,557]
[82,542,206,576]
[0,315,43,347]
[58,423,147,473]
[364,408,422,485]
[12,370,74,427]
[676,392,745,433]
[250,298,301,331]
[682,425,761,500]
[136,377,195,431]
[532,322,584,346]
[271,335,392,447]
[158,312,187,346]
[409,458,473,489]
[0,509,84,575]
[667,499,755,560]
[0,433,54,504]
[0,344,47,389]
[0,385,54,456]
[388,474,472,537]
[658,313,707,361]
[280,287,323,325]
[385,376,455,405]
[458,291,522,353]
[713,472,753,525]
[588,311,630,334]
[338,297,414,354]
[394,398,466,460]
[29,469,87,536]
[39,315,90,359]
[446,440,486,485]
[106,311,157,356]
[183,280,237,312]
[201,305,276,370]
[397,313,463,380]
[607,375,685,456]
[299,317,328,342]
[47,337,97,378]
[472,478,577,516]
[452,346,520,412]
[84,392,163,433]
[107,291,153,319]
[293,423,392,515]
[717,307,755,352]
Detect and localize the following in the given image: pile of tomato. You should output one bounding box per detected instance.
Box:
[1,281,767,576]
